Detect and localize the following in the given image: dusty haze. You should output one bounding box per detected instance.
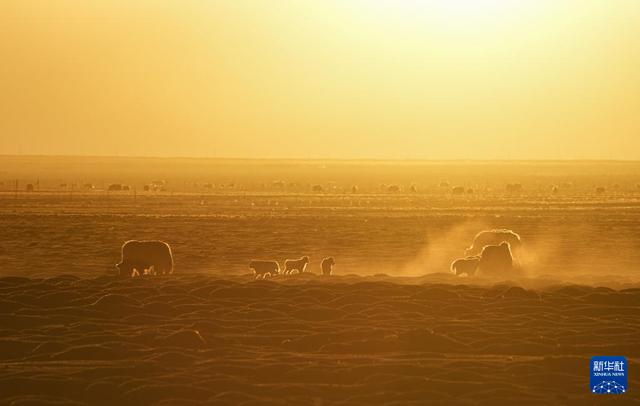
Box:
[2,156,639,286]
[1,2,639,402]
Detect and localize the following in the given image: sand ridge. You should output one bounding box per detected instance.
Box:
[0,273,638,405]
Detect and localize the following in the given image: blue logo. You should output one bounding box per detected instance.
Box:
[591,356,627,394]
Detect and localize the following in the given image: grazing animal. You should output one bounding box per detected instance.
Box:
[452,186,465,195]
[116,240,173,277]
[284,256,309,274]
[321,257,335,276]
[249,260,280,279]
[466,229,521,258]
[478,242,514,275]
[506,183,523,193]
[450,256,480,276]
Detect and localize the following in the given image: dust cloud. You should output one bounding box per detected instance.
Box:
[401,221,640,288]
[401,220,488,276]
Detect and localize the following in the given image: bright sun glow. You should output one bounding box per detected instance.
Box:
[2,0,640,159]
[359,0,532,21]
[343,0,543,43]
[377,0,511,14]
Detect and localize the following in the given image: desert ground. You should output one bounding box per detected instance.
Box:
[1,156,639,404]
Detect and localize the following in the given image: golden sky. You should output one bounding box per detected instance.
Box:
[1,1,639,159]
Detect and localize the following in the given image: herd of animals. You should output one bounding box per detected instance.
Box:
[115,229,521,279]
[450,229,521,277]
[249,256,336,278]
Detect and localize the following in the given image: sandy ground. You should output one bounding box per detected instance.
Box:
[0,273,638,405]
[2,192,640,283]
[2,158,640,404]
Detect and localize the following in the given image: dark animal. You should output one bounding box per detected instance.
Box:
[478,242,514,275]
[450,256,480,276]
[249,260,280,279]
[116,240,173,277]
[506,183,523,193]
[466,229,521,258]
[284,256,309,274]
[321,257,335,276]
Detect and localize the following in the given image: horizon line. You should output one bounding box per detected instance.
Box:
[1,153,640,163]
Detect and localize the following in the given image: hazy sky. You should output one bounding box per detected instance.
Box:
[1,1,639,159]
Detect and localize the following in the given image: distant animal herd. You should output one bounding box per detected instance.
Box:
[116,229,521,279]
[15,178,640,195]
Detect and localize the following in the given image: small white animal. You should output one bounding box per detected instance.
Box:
[249,260,280,279]
[284,256,309,274]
